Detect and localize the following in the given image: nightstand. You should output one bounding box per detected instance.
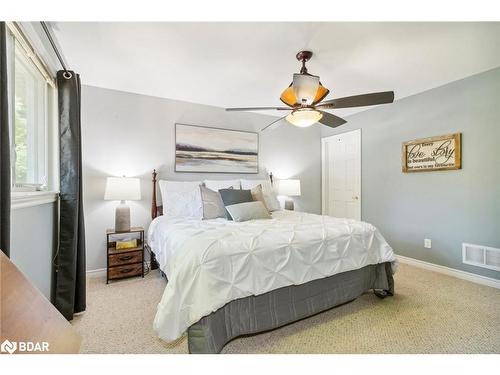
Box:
[106,227,144,284]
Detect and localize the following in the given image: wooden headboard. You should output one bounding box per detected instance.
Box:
[151,169,163,219]
[151,170,274,219]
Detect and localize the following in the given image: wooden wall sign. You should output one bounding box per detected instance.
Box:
[402,133,461,172]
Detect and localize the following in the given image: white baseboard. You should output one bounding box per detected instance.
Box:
[396,254,500,289]
[86,267,106,278]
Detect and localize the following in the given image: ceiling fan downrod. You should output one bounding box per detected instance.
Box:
[296,50,313,74]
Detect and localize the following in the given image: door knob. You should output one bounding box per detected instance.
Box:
[352,196,359,200]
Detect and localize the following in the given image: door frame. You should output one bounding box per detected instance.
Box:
[321,128,362,219]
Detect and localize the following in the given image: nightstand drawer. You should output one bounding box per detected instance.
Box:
[108,263,143,280]
[108,251,143,267]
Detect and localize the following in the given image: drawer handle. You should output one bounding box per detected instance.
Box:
[119,255,133,261]
[119,268,133,274]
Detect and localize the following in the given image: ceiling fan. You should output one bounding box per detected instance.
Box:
[226,51,395,132]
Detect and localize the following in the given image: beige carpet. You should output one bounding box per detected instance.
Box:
[72,263,500,354]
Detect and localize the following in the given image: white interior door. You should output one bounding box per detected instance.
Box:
[322,129,361,220]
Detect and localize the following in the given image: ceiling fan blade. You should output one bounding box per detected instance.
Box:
[318,111,347,128]
[261,115,287,132]
[318,91,394,109]
[226,106,291,112]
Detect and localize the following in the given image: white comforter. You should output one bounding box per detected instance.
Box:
[149,210,396,342]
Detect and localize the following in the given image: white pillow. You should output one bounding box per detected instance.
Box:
[240,179,281,211]
[203,179,241,191]
[158,180,203,219]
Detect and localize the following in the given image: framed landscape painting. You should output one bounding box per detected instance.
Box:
[175,124,259,173]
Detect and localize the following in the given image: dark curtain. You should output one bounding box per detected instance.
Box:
[53,70,86,320]
[0,22,10,258]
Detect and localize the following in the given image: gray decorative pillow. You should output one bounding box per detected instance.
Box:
[200,185,226,220]
[225,201,272,222]
[218,188,253,220]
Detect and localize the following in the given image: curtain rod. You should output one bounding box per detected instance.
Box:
[40,21,72,79]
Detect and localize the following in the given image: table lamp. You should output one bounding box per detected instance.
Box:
[278,179,301,210]
[104,176,141,232]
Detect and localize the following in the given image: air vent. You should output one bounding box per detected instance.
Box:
[462,243,500,271]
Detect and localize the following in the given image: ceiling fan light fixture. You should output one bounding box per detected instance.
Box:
[286,109,323,128]
[313,83,330,104]
[281,78,330,107]
[292,73,320,105]
[280,84,298,107]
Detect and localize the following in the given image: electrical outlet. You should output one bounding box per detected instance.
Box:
[424,239,432,249]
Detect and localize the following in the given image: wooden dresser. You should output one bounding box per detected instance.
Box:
[0,251,81,354]
[106,227,144,284]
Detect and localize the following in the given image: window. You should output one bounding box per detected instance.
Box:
[6,22,56,196]
[13,42,48,189]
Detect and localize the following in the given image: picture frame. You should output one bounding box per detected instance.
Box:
[175,123,259,174]
[401,133,461,173]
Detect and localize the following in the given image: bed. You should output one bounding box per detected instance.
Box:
[147,171,396,353]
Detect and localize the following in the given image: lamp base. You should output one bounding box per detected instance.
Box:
[115,201,131,232]
[284,199,295,211]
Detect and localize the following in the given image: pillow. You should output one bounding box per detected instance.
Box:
[240,179,280,211]
[158,180,203,218]
[225,201,271,222]
[203,179,241,191]
[218,188,253,220]
[200,185,226,220]
[250,184,269,212]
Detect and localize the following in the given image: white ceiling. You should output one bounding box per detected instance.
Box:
[52,22,500,117]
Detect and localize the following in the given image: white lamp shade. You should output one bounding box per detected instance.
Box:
[278,179,301,196]
[104,177,141,201]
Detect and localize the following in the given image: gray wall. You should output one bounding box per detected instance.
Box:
[322,67,500,280]
[10,202,57,298]
[81,85,321,271]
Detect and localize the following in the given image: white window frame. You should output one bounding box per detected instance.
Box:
[11,43,49,189]
[6,22,59,209]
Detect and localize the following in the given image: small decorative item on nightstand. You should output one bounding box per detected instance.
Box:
[278,179,301,210]
[106,227,144,284]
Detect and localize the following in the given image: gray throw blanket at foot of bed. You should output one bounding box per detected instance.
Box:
[187,262,394,353]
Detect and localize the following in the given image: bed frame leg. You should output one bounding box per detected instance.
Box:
[374,289,393,299]
[150,251,159,270]
[159,270,168,282]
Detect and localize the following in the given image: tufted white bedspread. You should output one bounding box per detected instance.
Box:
[149,210,396,342]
